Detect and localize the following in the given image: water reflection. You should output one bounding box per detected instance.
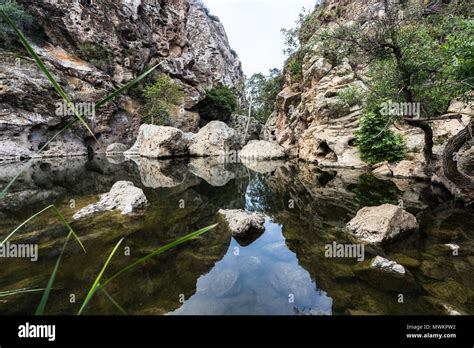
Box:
[171,219,332,315]
[0,156,472,315]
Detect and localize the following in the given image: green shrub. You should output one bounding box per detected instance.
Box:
[142,75,185,125]
[338,85,364,107]
[287,49,307,82]
[76,43,114,73]
[0,0,33,47]
[355,110,407,164]
[195,84,238,123]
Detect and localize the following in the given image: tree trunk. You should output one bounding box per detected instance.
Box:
[442,119,474,197]
[405,119,434,166]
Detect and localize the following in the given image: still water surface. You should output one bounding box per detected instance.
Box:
[0,156,472,315]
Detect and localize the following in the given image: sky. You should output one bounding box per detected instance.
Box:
[204,0,318,77]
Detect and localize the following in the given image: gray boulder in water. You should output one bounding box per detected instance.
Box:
[347,204,419,244]
[73,181,147,219]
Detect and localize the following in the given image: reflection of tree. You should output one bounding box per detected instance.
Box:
[348,174,400,208]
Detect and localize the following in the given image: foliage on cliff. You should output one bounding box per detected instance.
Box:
[142,75,185,125]
[192,84,238,124]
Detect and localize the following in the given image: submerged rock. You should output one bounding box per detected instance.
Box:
[239,140,286,161]
[421,296,463,315]
[189,121,239,156]
[354,256,417,292]
[423,281,472,304]
[218,209,265,246]
[347,204,419,244]
[73,181,147,219]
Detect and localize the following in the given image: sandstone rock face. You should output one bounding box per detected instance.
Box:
[298,125,365,168]
[391,160,427,179]
[2,0,243,160]
[239,140,287,161]
[262,0,469,169]
[189,121,239,156]
[218,209,265,235]
[73,181,148,219]
[347,204,419,244]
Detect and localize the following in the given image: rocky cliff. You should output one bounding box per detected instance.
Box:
[263,0,471,171]
[0,0,244,159]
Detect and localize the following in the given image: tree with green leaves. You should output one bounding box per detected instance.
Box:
[0,0,32,47]
[193,84,238,124]
[246,68,284,122]
[318,0,473,197]
[142,75,185,125]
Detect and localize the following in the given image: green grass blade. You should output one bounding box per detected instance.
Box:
[0,287,46,298]
[1,204,86,253]
[94,64,160,110]
[99,287,128,315]
[1,11,98,143]
[78,238,124,315]
[101,224,218,288]
[1,205,55,246]
[35,232,73,315]
[51,206,86,253]
[0,119,77,199]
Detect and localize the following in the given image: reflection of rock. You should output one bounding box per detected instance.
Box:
[73,181,148,219]
[347,204,419,244]
[189,121,239,156]
[124,125,189,158]
[241,158,286,174]
[106,143,129,155]
[239,140,286,160]
[189,158,235,187]
[354,256,417,292]
[218,209,265,246]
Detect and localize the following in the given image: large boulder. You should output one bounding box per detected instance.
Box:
[298,125,366,168]
[124,124,189,158]
[347,204,419,244]
[106,143,129,155]
[391,160,427,179]
[239,140,286,161]
[218,209,266,246]
[354,256,417,292]
[73,181,148,219]
[189,121,239,156]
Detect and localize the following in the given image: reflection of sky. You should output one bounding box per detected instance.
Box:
[170,219,333,315]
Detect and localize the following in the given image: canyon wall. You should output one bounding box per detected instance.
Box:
[0,0,244,159]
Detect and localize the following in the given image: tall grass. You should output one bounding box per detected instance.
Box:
[0,8,218,317]
[78,224,218,315]
[0,10,158,199]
